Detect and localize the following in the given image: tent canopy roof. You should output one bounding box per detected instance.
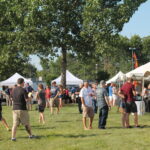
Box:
[126,62,150,79]
[0,73,32,86]
[52,70,83,85]
[106,71,126,84]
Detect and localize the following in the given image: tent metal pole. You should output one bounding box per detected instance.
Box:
[142,77,145,101]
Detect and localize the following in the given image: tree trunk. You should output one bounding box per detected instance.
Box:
[61,47,67,88]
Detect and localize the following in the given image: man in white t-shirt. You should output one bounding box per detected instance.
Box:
[79,81,94,130]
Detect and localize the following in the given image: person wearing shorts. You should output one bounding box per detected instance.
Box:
[112,83,118,106]
[25,83,34,111]
[56,85,64,113]
[45,85,51,108]
[118,89,127,128]
[36,84,46,124]
[79,81,94,130]
[121,78,139,128]
[50,82,59,114]
[108,83,113,106]
[11,78,35,141]
[0,95,10,131]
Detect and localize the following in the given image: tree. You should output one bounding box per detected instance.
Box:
[142,36,150,62]
[0,0,147,86]
[0,0,37,80]
[22,0,85,88]
[82,0,147,55]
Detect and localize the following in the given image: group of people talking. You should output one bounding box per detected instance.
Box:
[79,78,141,130]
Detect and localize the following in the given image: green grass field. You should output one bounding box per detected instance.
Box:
[0,104,150,150]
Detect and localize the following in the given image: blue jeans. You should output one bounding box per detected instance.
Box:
[92,99,97,113]
[98,106,108,128]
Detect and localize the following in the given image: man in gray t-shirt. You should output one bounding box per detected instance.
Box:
[96,80,110,129]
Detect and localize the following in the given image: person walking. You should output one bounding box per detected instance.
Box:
[79,81,94,130]
[49,82,59,114]
[11,78,35,141]
[120,78,139,128]
[76,84,84,114]
[25,83,34,111]
[118,89,127,128]
[0,92,10,131]
[96,80,110,129]
[112,83,118,106]
[5,86,11,106]
[57,85,64,113]
[108,83,113,106]
[36,84,46,124]
[45,85,51,108]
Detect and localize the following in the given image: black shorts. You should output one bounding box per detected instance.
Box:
[38,105,45,113]
[0,111,2,121]
[125,101,137,113]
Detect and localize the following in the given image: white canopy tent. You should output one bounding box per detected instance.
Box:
[106,71,126,84]
[126,62,150,80]
[126,62,150,102]
[0,73,33,86]
[52,70,83,85]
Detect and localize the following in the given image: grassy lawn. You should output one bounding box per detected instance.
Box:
[0,104,150,150]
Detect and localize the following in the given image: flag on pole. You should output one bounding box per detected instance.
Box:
[132,52,138,68]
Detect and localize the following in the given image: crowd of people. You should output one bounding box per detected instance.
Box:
[78,78,150,130]
[0,77,150,141]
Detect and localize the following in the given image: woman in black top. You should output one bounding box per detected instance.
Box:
[0,92,10,131]
[36,84,46,124]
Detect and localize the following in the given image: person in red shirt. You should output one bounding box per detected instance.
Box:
[45,85,51,108]
[121,78,139,128]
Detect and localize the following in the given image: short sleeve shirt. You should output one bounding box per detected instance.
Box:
[50,86,59,98]
[96,86,108,109]
[79,87,93,107]
[45,88,51,99]
[121,82,135,102]
[12,86,28,110]
[25,86,33,93]
[38,90,46,106]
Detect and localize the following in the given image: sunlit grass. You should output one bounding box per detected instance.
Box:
[0,104,150,150]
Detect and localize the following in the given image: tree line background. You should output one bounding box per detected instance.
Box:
[0,0,149,86]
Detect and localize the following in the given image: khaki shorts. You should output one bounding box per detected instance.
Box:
[13,110,29,126]
[82,106,94,118]
[50,98,59,108]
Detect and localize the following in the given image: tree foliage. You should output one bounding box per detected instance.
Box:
[82,0,147,54]
[0,0,148,84]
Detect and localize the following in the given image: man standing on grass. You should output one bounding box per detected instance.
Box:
[120,78,139,128]
[11,78,35,141]
[96,80,110,129]
[49,81,59,114]
[79,81,94,130]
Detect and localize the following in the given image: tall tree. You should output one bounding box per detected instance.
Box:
[82,0,147,55]
[24,0,85,88]
[0,0,147,85]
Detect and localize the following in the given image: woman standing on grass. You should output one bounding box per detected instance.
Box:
[112,83,118,106]
[0,92,10,131]
[36,84,46,124]
[118,89,127,128]
[57,85,63,113]
[45,85,51,108]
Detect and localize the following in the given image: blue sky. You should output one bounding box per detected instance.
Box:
[120,0,150,38]
[30,1,150,70]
